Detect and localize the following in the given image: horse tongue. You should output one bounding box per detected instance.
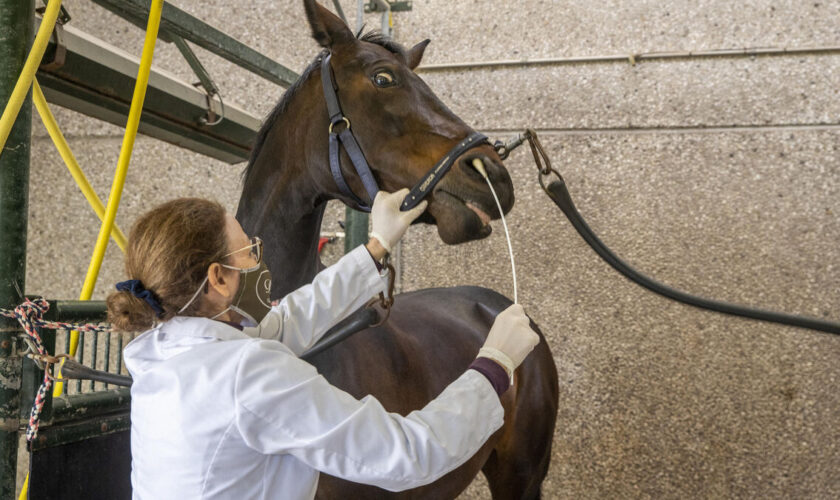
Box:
[466,202,492,226]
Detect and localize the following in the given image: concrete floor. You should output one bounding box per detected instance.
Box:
[14,0,840,498]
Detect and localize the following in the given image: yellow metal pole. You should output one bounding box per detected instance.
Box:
[0,0,61,152]
[32,80,128,251]
[53,0,165,396]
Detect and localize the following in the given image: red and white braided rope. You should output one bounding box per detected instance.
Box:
[0,298,111,440]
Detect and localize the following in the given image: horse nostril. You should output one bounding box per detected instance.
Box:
[460,155,492,181]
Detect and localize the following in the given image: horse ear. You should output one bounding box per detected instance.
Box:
[303,0,355,48]
[405,39,430,70]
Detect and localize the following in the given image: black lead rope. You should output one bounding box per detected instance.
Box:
[512,129,840,336]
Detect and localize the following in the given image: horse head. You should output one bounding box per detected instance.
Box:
[238,0,516,295]
[303,0,513,244]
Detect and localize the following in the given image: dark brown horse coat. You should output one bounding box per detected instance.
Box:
[236,2,559,498]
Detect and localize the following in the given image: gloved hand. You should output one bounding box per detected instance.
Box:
[369,188,428,254]
[478,304,540,379]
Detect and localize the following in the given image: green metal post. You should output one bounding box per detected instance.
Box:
[0,0,34,496]
[343,207,369,254]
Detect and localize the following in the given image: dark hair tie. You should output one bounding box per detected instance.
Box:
[116,279,164,317]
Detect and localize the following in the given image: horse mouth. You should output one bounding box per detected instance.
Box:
[425,189,494,244]
[466,201,492,226]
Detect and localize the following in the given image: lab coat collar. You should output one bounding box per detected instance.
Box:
[160,316,252,341]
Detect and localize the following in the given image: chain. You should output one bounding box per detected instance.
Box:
[368,255,396,327]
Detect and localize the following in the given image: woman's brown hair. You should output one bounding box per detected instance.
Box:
[106,198,229,332]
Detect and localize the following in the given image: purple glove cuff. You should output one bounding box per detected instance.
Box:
[469,357,511,397]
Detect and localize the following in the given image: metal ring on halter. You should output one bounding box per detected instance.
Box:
[328,117,351,134]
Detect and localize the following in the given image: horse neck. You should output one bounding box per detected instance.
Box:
[238,85,334,298]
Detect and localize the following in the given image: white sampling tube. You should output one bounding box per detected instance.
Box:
[472,158,518,304]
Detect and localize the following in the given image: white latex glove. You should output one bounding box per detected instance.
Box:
[478,304,540,380]
[369,188,428,254]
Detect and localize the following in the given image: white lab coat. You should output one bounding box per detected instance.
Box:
[124,246,504,500]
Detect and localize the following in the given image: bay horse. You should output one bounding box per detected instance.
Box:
[236,1,559,498]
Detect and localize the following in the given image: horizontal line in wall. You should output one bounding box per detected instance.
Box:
[417,46,840,72]
[30,125,840,146]
[481,123,840,137]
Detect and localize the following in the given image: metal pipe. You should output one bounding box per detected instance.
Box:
[0,0,35,498]
[344,0,371,256]
[103,331,111,389]
[0,0,61,151]
[356,0,364,33]
[331,0,348,26]
[417,45,840,72]
[43,300,106,323]
[50,388,130,424]
[89,330,98,391]
[0,0,34,496]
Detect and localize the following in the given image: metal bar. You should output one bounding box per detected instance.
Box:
[171,35,217,96]
[89,330,98,391]
[343,208,369,254]
[90,0,299,87]
[49,389,130,424]
[36,22,261,164]
[75,336,83,393]
[0,0,33,495]
[30,411,130,451]
[330,0,348,26]
[57,358,132,388]
[116,334,123,376]
[63,330,69,394]
[345,1,370,257]
[416,45,840,72]
[43,300,106,323]
[103,330,111,389]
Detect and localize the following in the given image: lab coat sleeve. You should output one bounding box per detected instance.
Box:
[233,340,505,492]
[252,245,388,355]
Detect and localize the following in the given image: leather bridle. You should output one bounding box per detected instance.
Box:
[320,53,489,213]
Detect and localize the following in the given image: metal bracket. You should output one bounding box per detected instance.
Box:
[36,1,71,25]
[171,34,225,126]
[365,1,412,13]
[36,2,69,71]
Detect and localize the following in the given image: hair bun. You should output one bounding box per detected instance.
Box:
[106,290,157,332]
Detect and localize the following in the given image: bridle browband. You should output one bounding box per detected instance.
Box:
[320,53,489,212]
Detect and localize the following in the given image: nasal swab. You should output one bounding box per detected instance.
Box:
[472,158,518,304]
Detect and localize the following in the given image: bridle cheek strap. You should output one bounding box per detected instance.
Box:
[399,131,488,211]
[322,54,378,212]
[321,53,489,213]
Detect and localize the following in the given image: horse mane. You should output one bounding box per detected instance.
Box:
[243,31,406,183]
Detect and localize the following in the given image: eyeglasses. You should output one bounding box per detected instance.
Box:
[224,236,263,265]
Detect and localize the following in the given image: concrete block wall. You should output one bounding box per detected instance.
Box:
[20,1,840,498]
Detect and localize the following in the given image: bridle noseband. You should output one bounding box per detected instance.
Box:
[321,53,489,212]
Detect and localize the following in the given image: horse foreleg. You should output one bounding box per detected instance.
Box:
[482,332,559,500]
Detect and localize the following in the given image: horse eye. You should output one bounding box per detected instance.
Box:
[373,71,395,88]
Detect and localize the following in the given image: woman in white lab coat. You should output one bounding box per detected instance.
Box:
[107,191,540,500]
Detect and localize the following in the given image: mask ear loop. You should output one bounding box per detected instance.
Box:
[178,275,210,314]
